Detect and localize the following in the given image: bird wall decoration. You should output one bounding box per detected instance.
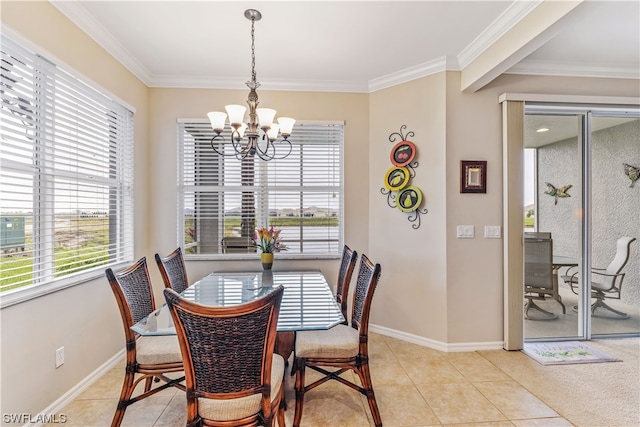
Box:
[544,182,572,205]
[623,163,639,188]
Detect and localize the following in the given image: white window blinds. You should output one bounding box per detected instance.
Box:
[0,34,134,294]
[178,120,344,256]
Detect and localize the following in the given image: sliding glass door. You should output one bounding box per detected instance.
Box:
[524,106,639,341]
[524,112,583,339]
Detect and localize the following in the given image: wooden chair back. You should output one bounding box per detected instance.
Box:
[350,254,382,337]
[164,285,284,426]
[336,245,358,321]
[155,247,189,294]
[106,257,156,343]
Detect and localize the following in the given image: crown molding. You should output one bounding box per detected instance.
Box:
[368,56,459,93]
[147,75,369,93]
[50,0,154,85]
[458,0,542,69]
[506,59,640,80]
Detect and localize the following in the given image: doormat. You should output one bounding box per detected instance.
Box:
[523,341,621,365]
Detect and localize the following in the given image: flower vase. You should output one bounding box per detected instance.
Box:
[261,252,274,270]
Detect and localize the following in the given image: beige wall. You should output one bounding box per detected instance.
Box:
[147,88,370,304]
[0,1,150,416]
[2,0,640,418]
[369,75,449,343]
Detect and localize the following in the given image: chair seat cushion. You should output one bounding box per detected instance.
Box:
[197,354,285,422]
[136,335,183,365]
[295,324,359,358]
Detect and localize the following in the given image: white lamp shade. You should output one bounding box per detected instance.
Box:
[237,122,248,139]
[225,104,247,125]
[257,108,277,127]
[266,123,280,141]
[278,117,296,135]
[207,111,227,131]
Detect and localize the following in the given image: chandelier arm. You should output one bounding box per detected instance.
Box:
[255,136,277,161]
[209,134,239,157]
[270,139,293,160]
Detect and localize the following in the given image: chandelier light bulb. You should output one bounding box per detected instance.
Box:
[207,111,227,133]
[266,123,280,141]
[278,117,296,137]
[225,104,247,126]
[257,108,277,130]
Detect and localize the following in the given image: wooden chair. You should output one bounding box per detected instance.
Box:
[155,247,189,294]
[562,236,636,318]
[164,285,286,427]
[292,254,383,427]
[105,257,185,427]
[335,245,358,323]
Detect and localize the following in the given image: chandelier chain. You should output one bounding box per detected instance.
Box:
[250,17,257,83]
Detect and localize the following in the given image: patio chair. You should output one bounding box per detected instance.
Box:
[155,247,189,294]
[524,235,565,319]
[562,236,636,318]
[163,285,286,427]
[292,254,383,427]
[221,236,257,253]
[105,257,185,427]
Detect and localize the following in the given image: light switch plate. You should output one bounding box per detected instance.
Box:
[484,225,501,238]
[457,225,475,238]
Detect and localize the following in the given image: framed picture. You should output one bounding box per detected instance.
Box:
[460,160,487,193]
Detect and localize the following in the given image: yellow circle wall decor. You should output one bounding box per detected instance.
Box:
[384,166,410,191]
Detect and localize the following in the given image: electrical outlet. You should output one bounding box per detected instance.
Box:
[55,347,64,368]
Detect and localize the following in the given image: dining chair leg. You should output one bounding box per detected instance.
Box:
[111,371,135,427]
[277,385,286,427]
[357,362,382,427]
[293,359,306,427]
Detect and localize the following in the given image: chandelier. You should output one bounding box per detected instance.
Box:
[207,9,295,161]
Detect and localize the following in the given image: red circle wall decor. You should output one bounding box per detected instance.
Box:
[390,140,416,167]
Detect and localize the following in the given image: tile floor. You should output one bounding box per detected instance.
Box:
[46,333,639,427]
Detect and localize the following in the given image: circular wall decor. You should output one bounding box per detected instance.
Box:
[384,166,410,191]
[396,186,423,212]
[390,140,416,167]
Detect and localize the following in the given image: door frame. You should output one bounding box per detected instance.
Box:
[499,93,640,351]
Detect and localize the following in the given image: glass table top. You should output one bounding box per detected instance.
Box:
[132,270,345,336]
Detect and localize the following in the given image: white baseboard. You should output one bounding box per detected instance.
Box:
[369,324,504,352]
[28,349,125,427]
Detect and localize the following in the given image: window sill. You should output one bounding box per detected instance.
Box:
[185,253,341,262]
[0,261,132,309]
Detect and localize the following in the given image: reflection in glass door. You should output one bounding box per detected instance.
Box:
[524,109,640,341]
[590,116,639,336]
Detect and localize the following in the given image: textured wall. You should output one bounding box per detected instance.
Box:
[539,119,640,305]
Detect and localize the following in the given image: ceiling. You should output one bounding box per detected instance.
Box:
[50,1,640,93]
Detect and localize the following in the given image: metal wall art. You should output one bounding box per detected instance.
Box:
[623,163,639,187]
[380,125,428,229]
[544,182,572,205]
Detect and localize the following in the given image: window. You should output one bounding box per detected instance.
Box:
[178,120,344,257]
[0,35,134,298]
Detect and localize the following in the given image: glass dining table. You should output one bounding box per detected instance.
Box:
[132,270,344,359]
